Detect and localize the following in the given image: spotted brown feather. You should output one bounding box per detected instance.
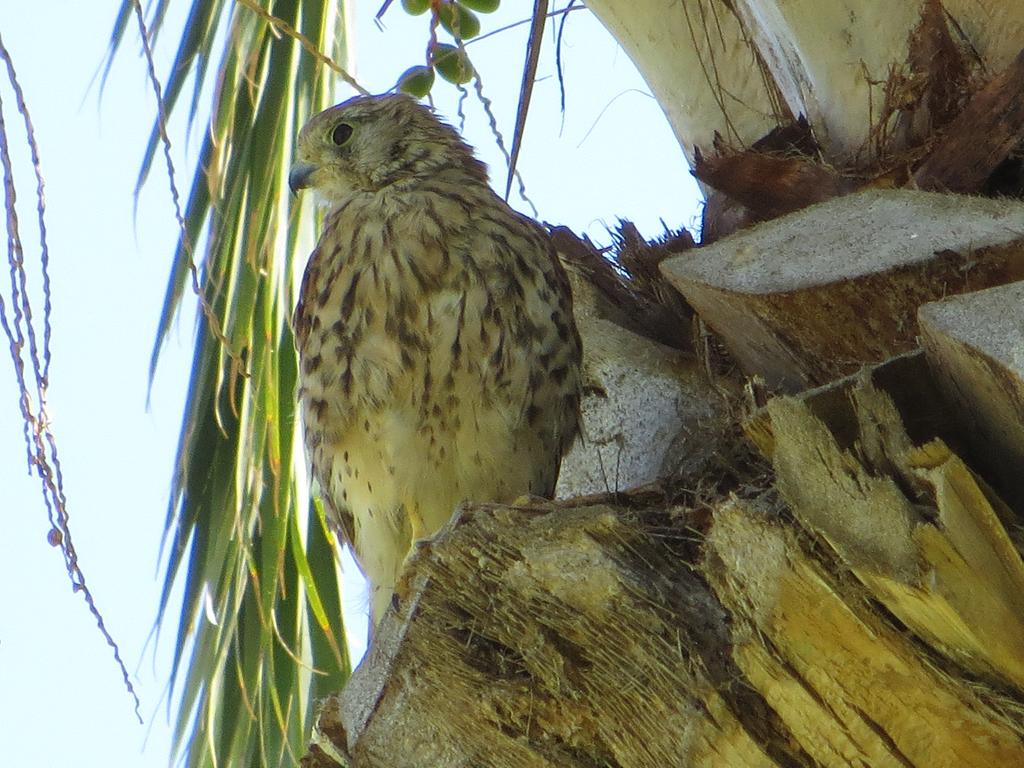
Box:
[291,94,581,626]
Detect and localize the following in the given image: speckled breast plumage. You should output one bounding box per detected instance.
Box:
[293,169,581,624]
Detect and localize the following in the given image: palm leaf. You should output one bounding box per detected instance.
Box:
[108,1,353,765]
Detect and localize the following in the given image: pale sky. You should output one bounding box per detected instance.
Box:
[1,2,700,766]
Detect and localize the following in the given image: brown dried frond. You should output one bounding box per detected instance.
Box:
[906,0,973,132]
[552,223,695,351]
[695,117,855,240]
[914,48,1024,194]
[694,147,855,222]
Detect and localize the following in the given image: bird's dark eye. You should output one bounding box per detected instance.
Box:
[331,122,354,146]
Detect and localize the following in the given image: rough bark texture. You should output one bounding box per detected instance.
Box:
[305,349,1024,766]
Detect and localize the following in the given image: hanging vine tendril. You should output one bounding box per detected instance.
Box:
[0,31,141,721]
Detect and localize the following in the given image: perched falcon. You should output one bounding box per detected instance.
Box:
[289,94,582,626]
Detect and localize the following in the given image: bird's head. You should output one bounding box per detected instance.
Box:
[289,93,489,201]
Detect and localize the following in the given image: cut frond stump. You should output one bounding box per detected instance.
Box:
[303,348,1024,767]
[554,238,729,498]
[304,486,1024,767]
[919,281,1024,516]
[661,189,1024,391]
[301,350,1024,767]
[752,361,1024,693]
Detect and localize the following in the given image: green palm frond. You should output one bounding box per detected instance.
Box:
[108,2,353,765]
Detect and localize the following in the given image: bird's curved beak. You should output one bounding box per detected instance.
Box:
[288,161,317,194]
